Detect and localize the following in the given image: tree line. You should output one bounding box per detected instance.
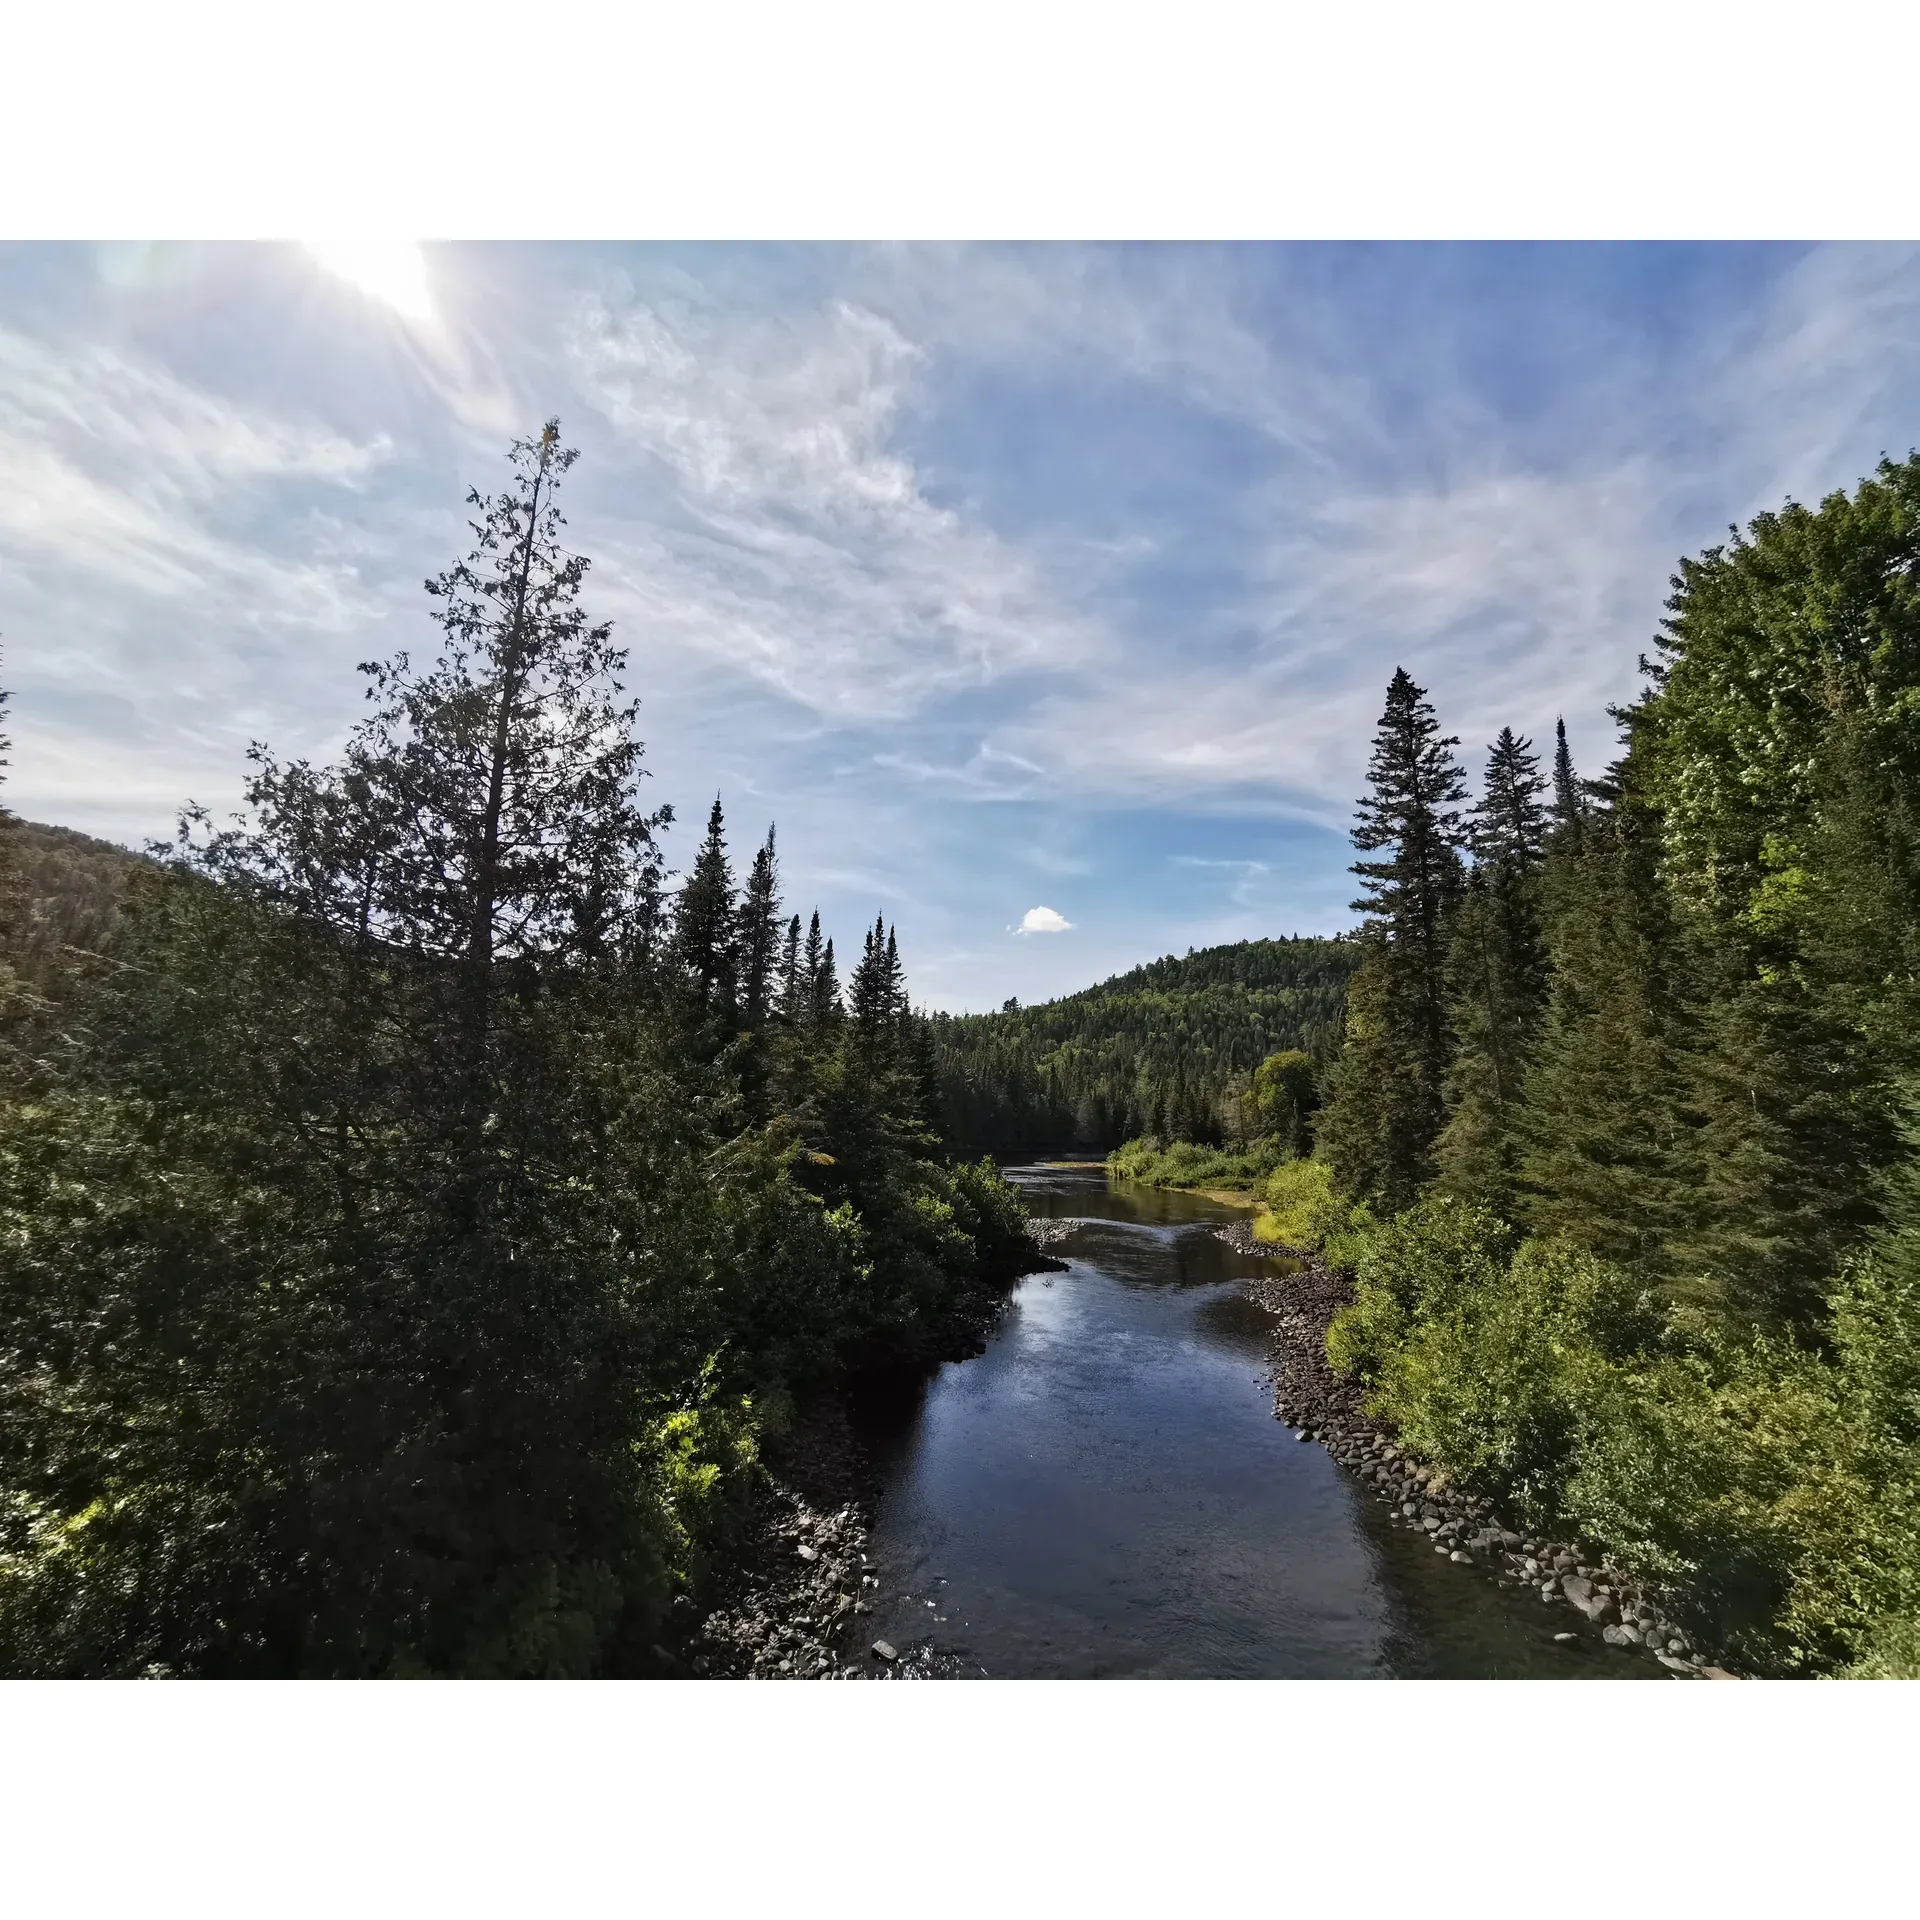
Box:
[0,424,1031,1677]
[1280,456,1920,1672]
[932,935,1356,1155]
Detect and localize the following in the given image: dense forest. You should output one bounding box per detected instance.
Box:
[0,425,1034,1678]
[933,935,1356,1154]
[1231,457,1920,1675]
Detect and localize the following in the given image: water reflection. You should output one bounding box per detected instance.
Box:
[850,1165,1657,1679]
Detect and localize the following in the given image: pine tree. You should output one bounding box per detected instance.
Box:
[1518,781,1701,1277]
[1551,717,1586,848]
[671,796,738,1023]
[776,913,803,1022]
[811,929,841,1030]
[1321,669,1467,1210]
[1435,728,1550,1212]
[1672,679,1920,1321]
[737,827,782,1032]
[37,423,702,1674]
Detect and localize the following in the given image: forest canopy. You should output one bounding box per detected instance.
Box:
[933,935,1357,1155]
[1233,455,1920,1675]
[0,426,1035,1678]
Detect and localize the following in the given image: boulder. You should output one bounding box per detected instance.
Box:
[870,1640,899,1663]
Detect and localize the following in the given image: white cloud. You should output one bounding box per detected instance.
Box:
[569,290,1100,723]
[0,323,389,629]
[1015,905,1074,934]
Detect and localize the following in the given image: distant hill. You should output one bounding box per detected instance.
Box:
[931,934,1359,1156]
[1,818,148,991]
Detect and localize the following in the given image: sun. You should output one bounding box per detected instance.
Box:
[300,239,436,322]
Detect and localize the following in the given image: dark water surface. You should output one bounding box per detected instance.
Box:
[851,1167,1655,1679]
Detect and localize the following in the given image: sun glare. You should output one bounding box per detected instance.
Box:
[300,239,436,322]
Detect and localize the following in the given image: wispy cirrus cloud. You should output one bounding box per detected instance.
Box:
[12,241,1920,1008]
[0,323,389,623]
[569,290,1101,724]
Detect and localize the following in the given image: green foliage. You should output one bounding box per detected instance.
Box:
[934,936,1358,1156]
[1106,1134,1282,1193]
[1251,1157,1361,1252]
[1308,462,1920,1668]
[1434,729,1550,1214]
[0,430,1037,1678]
[1316,934,1437,1214]
[1517,795,1703,1280]
[1249,1048,1318,1157]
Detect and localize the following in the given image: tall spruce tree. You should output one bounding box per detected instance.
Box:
[1435,728,1550,1212]
[1518,765,1701,1278]
[737,827,782,1032]
[776,913,803,1022]
[1320,669,1467,1211]
[1551,716,1586,848]
[1667,677,1918,1321]
[811,929,841,1030]
[732,826,782,1122]
[671,796,739,1024]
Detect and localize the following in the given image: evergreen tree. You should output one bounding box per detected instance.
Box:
[1551,717,1586,847]
[1518,778,1701,1277]
[1670,679,1919,1321]
[737,827,782,1032]
[671,797,738,1023]
[811,930,841,1030]
[732,826,782,1122]
[776,913,803,1022]
[1435,728,1550,1212]
[1321,669,1467,1210]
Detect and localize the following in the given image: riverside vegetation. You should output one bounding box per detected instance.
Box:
[932,937,1354,1156]
[1084,459,1920,1677]
[0,425,1035,1678]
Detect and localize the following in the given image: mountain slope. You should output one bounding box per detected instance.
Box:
[932,934,1358,1155]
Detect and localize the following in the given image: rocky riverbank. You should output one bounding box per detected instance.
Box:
[678,1392,885,1679]
[1216,1220,1741,1679]
[677,1229,1067,1681]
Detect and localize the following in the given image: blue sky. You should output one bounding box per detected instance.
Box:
[5,241,1920,1010]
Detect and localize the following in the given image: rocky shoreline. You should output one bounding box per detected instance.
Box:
[1214,1219,1742,1680]
[675,1232,1068,1681]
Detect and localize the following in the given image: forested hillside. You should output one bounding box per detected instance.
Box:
[0,425,1034,1678]
[1257,455,1920,1675]
[933,935,1357,1154]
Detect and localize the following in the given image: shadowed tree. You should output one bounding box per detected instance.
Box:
[1320,668,1467,1211]
[1436,727,1551,1213]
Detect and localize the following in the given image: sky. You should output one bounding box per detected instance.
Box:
[4,240,1920,1011]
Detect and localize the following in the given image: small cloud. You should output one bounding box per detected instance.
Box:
[1014,905,1074,935]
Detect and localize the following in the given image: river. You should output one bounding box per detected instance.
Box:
[846,1165,1656,1678]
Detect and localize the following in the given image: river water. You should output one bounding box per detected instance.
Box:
[849,1165,1655,1679]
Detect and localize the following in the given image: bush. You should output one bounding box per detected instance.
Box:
[1252,1158,1354,1250]
[1106,1135,1282,1192]
[1314,1181,1920,1668]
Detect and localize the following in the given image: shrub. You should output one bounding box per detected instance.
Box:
[1106,1135,1282,1193]
[1251,1157,1363,1252]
